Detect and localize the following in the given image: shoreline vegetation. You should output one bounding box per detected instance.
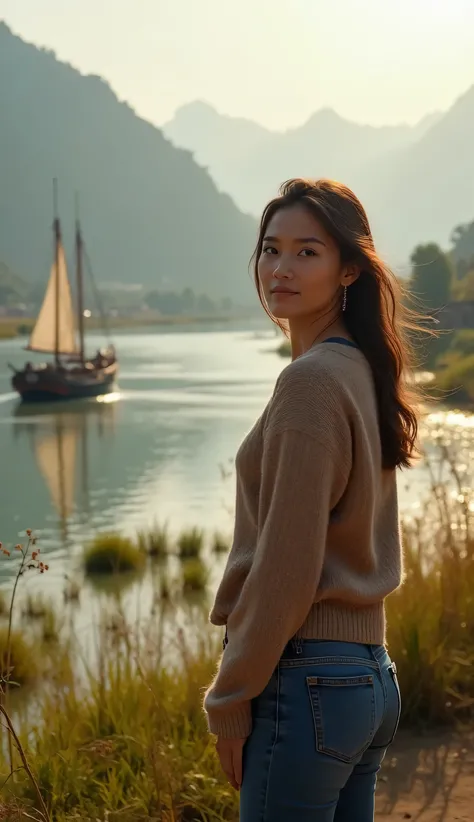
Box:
[1,448,474,820]
[0,313,249,341]
[277,336,474,406]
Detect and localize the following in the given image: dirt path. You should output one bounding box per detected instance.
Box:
[375,730,474,821]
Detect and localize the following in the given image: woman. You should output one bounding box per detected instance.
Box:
[204,178,418,822]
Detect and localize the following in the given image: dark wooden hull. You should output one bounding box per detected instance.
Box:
[12,362,118,403]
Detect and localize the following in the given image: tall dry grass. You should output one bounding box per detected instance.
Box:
[1,615,238,822]
[386,439,474,726]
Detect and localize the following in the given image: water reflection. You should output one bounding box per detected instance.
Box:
[2,328,474,603]
[11,396,118,544]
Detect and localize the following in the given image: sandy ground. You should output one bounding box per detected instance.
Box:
[375,730,473,821]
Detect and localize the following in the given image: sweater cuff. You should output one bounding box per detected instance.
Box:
[207,702,252,739]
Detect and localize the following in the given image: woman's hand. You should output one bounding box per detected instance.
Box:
[216,736,246,790]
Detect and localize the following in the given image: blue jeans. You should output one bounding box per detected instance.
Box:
[240,640,401,822]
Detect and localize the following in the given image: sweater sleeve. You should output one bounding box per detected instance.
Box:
[204,372,351,738]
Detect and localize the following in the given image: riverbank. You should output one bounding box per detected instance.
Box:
[276,337,474,406]
[1,455,474,820]
[0,312,250,340]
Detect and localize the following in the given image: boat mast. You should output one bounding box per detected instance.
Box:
[53,179,61,366]
[75,195,85,365]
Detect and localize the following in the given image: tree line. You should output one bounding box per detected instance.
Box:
[0,262,235,317]
[410,219,474,311]
[143,288,233,316]
[409,219,474,375]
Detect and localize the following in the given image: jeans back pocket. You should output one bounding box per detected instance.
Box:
[306,674,376,764]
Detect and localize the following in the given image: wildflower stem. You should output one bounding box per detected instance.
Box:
[3,540,30,775]
[6,545,29,683]
[0,703,50,821]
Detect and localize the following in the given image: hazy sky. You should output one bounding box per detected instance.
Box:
[1,0,473,130]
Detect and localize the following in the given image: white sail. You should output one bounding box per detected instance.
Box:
[27,241,79,356]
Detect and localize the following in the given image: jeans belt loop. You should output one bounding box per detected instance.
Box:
[292,636,303,655]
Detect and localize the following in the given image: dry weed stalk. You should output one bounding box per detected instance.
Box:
[0,531,50,821]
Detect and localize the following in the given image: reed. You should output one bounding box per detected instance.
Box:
[137,521,169,559]
[178,527,204,560]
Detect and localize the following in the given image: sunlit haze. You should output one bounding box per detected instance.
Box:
[1,0,473,129]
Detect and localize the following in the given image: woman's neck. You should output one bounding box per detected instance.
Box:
[289,314,348,361]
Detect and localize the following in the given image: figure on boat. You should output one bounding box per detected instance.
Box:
[10,182,118,403]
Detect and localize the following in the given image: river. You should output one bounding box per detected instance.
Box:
[0,322,473,641]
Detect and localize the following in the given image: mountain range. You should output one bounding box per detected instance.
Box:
[0,23,258,304]
[3,17,473,297]
[163,94,474,263]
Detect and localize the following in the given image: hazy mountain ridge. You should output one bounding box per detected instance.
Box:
[362,85,474,259]
[163,95,473,261]
[163,101,442,214]
[0,23,258,303]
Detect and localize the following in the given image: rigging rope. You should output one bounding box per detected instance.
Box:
[82,243,111,344]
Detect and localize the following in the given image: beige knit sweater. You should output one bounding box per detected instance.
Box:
[204,341,402,739]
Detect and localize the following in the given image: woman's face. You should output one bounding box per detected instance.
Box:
[258,204,347,321]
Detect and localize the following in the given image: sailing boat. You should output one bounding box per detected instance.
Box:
[10,183,118,402]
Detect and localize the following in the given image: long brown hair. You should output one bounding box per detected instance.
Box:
[252,178,420,470]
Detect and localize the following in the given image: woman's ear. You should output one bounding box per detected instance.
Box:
[342,265,360,287]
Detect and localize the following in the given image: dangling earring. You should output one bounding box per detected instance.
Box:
[342,285,347,312]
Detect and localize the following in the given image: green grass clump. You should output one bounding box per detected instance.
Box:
[181,559,209,594]
[212,531,230,553]
[83,533,145,575]
[178,527,204,560]
[137,521,169,558]
[0,627,38,686]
